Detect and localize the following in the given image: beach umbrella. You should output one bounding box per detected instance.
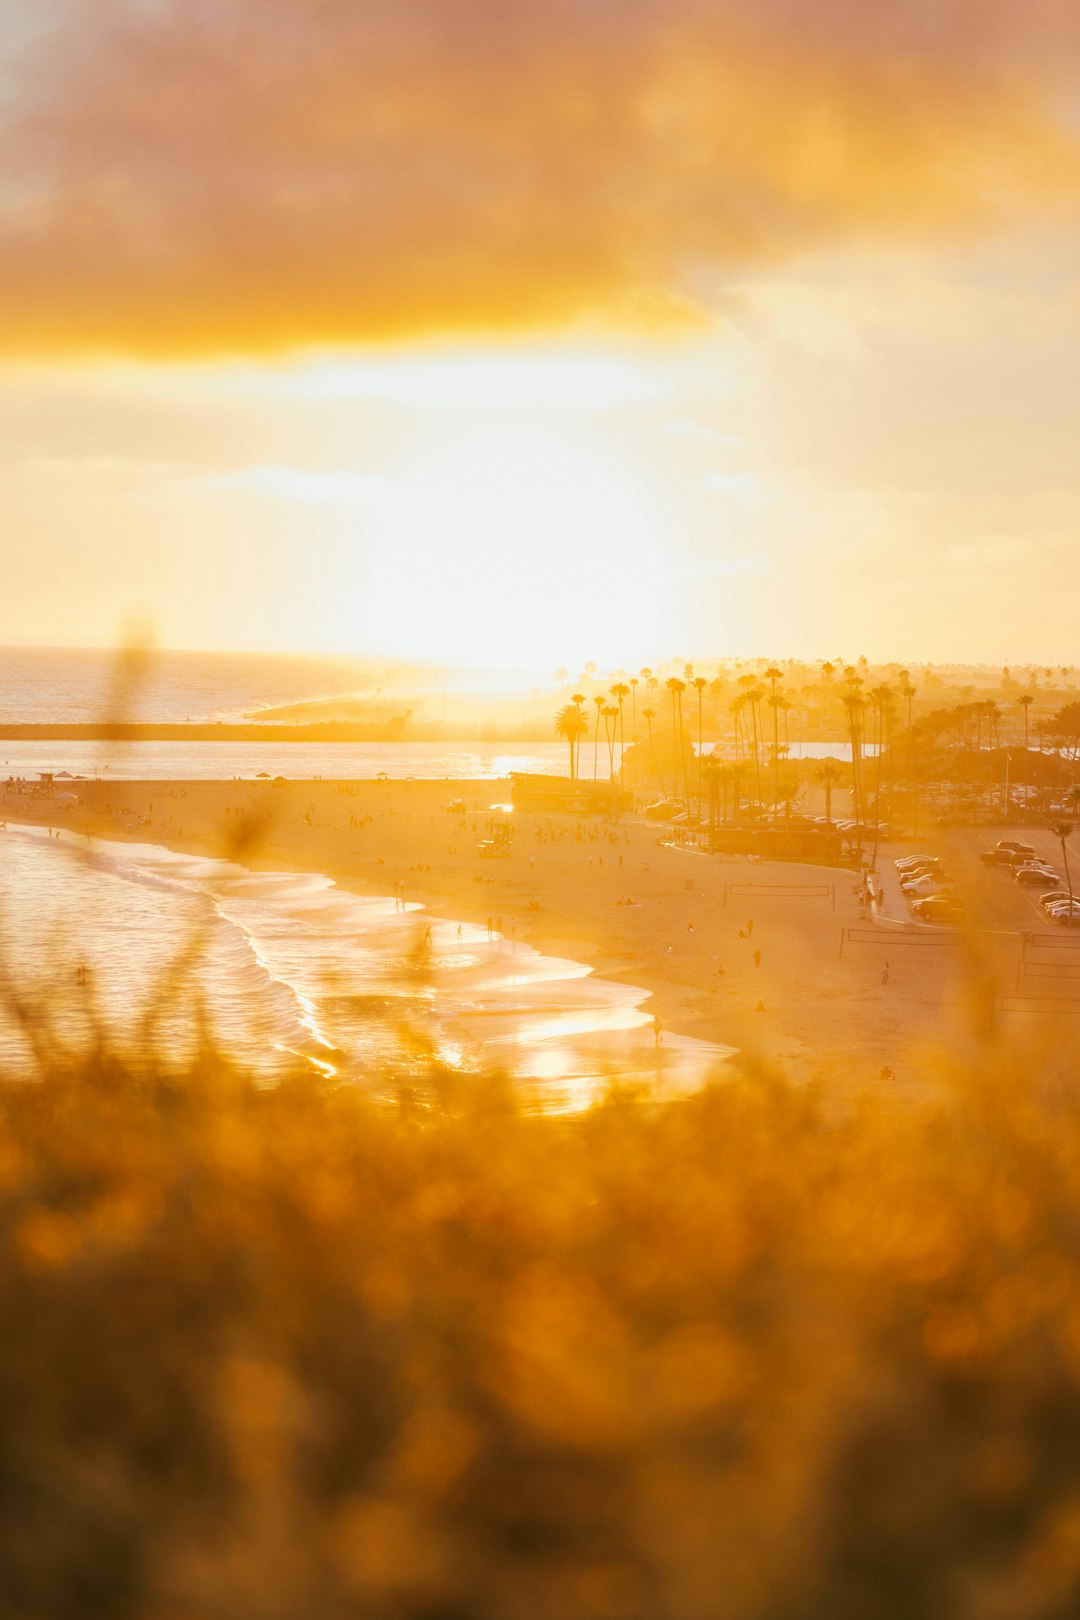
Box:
[256,771,271,778]
[55,792,79,803]
[55,770,74,779]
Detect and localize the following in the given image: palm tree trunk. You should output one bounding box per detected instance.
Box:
[750,702,762,814]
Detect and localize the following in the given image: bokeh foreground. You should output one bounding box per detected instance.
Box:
[2,1030,1080,1620]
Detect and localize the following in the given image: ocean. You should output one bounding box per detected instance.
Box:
[0,824,729,1107]
[0,646,400,725]
[0,739,580,782]
[0,647,864,778]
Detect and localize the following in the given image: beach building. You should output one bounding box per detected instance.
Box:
[510,772,632,816]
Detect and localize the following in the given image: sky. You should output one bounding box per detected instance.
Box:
[1,0,1079,673]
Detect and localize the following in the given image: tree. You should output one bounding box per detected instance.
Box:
[817,760,841,825]
[1051,821,1075,903]
[1019,694,1034,781]
[643,707,658,791]
[1050,702,1080,763]
[554,704,587,781]
[571,694,587,779]
[593,694,605,780]
[764,666,783,813]
[901,680,918,831]
[629,677,639,743]
[842,686,866,837]
[736,675,765,814]
[603,705,619,781]
[692,676,707,814]
[611,683,630,787]
[666,677,687,804]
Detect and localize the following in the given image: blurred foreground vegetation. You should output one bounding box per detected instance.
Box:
[3,1043,1080,1620]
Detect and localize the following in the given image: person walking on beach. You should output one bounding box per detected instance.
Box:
[486,915,493,939]
[747,917,754,938]
[881,962,890,985]
[753,948,761,969]
[652,1015,662,1048]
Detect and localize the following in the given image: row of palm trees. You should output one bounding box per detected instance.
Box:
[555,661,1061,840]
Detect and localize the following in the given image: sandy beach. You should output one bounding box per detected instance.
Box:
[3,775,974,1094]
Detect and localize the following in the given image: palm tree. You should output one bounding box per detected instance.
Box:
[763,667,783,809]
[554,704,587,780]
[603,705,619,781]
[692,676,707,813]
[1019,694,1034,783]
[1051,821,1075,903]
[730,693,746,767]
[666,677,687,804]
[747,686,765,815]
[901,680,917,831]
[817,760,841,825]
[868,684,896,860]
[842,686,866,836]
[592,694,605,781]
[643,707,658,790]
[611,682,630,786]
[570,694,586,780]
[629,677,639,743]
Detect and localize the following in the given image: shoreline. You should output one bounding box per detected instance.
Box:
[2,776,960,1095]
[3,818,735,1103]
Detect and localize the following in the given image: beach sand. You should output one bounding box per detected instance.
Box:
[4,777,972,1096]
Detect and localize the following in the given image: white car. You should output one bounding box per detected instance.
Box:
[902,875,947,897]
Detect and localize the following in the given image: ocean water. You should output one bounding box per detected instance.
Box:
[0,648,866,780]
[0,740,579,782]
[0,646,398,725]
[0,825,730,1109]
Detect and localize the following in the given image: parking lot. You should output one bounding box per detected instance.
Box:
[878,824,1075,938]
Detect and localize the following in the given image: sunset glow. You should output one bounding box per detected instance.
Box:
[1,0,1078,664]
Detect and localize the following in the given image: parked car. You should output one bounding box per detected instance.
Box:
[912,895,965,924]
[902,875,948,897]
[1015,866,1060,887]
[1039,891,1074,911]
[980,848,1024,866]
[903,872,951,891]
[895,855,943,872]
[900,862,948,882]
[644,800,683,820]
[997,840,1035,857]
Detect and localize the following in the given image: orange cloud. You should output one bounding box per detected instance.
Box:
[1,0,1078,357]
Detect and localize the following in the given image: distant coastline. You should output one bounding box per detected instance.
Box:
[0,721,440,743]
[0,721,857,749]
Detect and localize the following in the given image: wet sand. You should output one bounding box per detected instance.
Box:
[3,776,969,1095]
